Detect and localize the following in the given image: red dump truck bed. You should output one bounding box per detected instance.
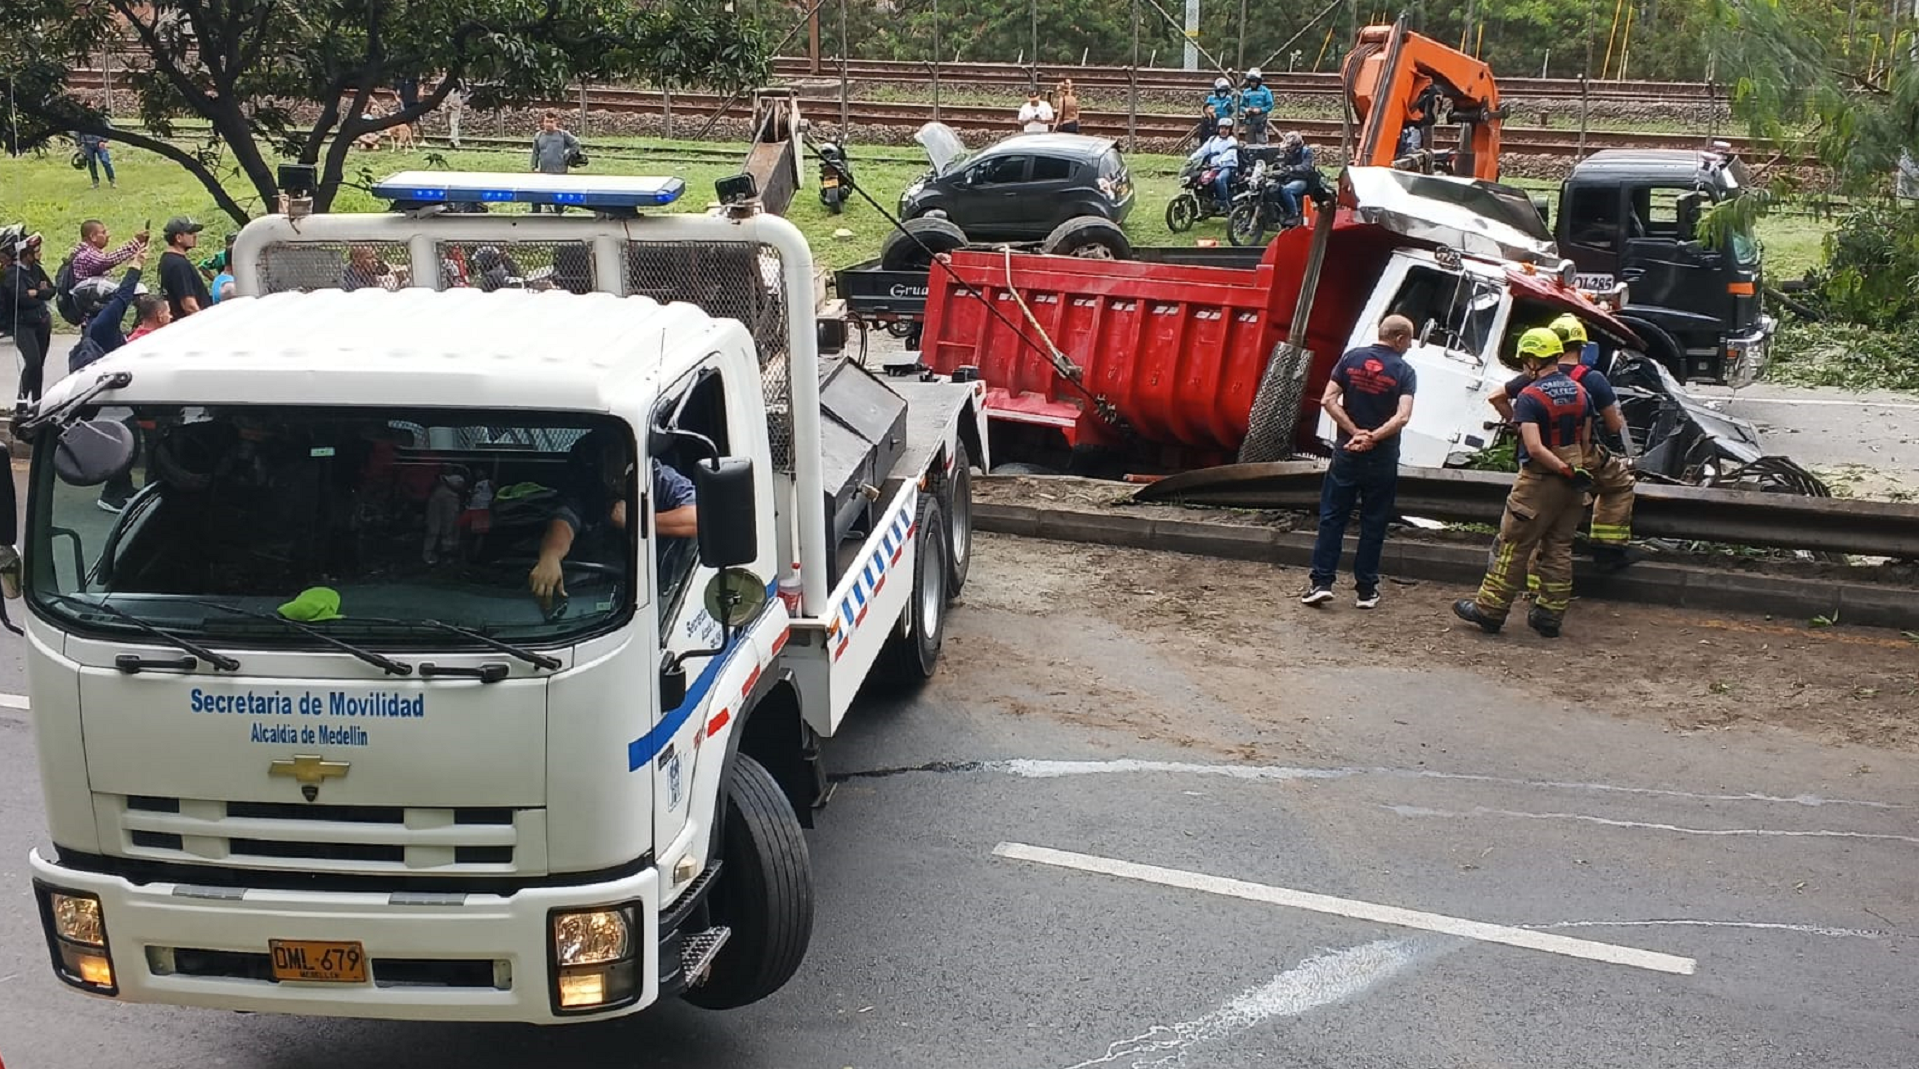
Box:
[919,216,1411,467]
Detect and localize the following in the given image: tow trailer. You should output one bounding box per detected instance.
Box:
[15,171,986,1024]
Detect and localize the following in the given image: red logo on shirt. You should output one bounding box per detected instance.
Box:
[1348,358,1400,396]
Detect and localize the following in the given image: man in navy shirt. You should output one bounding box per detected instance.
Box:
[1455,327,1594,638]
[1301,315,1418,609]
[530,429,698,610]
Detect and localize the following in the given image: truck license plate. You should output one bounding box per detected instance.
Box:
[269,939,368,983]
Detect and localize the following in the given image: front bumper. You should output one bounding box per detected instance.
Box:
[1723,315,1775,388]
[30,848,661,1024]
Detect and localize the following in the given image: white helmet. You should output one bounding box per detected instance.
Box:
[1246,67,1264,81]
[1214,77,1230,91]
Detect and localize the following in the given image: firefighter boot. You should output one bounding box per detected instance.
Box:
[1591,544,1643,572]
[1527,605,1563,638]
[1452,599,1503,634]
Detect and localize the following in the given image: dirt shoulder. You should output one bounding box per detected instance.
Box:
[961,532,1919,752]
[974,473,1919,587]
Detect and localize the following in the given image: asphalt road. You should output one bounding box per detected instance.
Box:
[1,533,1914,1069]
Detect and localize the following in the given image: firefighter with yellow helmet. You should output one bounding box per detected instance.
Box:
[1488,313,1639,571]
[1455,327,1595,638]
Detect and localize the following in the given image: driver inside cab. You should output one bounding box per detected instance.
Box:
[529,428,697,609]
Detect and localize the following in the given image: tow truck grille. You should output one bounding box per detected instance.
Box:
[111,795,543,875]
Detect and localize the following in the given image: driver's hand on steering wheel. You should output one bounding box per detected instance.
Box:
[529,553,568,611]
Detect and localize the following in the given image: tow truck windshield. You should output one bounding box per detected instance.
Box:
[28,406,640,646]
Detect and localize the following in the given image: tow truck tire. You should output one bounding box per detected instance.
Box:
[883,496,947,684]
[880,217,969,272]
[941,441,973,598]
[682,754,813,1010]
[1041,217,1133,260]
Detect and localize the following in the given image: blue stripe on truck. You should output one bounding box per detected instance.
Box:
[626,581,778,771]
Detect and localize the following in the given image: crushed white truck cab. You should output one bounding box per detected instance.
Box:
[18,174,986,1023]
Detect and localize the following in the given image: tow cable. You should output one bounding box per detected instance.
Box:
[804,135,1138,444]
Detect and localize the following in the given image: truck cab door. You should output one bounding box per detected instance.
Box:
[1320,258,1512,468]
[1561,182,1624,288]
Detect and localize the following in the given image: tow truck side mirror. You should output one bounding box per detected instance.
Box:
[52,419,137,487]
[692,457,757,568]
[660,653,687,709]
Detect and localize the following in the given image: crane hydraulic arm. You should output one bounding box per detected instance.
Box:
[1341,19,1506,182]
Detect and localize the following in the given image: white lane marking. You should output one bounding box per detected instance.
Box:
[1534,919,1890,940]
[0,693,27,710]
[1002,758,1349,783]
[1700,396,1919,410]
[1060,936,1428,1069]
[990,758,1907,810]
[995,842,1697,976]
[1385,804,1919,846]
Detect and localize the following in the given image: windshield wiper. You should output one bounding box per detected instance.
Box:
[362,618,563,671]
[184,599,413,676]
[46,593,241,672]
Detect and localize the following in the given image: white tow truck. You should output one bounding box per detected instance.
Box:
[16,172,985,1022]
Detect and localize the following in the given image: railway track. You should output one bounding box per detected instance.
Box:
[769,56,1721,104]
[66,70,1782,162]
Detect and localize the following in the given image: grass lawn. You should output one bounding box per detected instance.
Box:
[0,133,1827,274]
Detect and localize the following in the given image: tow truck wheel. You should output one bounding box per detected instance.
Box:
[880,217,969,272]
[1042,217,1133,260]
[883,496,947,684]
[941,441,973,598]
[681,754,813,1010]
[1166,193,1200,233]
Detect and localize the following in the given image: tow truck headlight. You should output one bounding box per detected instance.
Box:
[549,906,639,1013]
[35,885,117,994]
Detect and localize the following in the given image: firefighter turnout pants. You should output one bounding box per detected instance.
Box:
[1586,447,1635,547]
[1472,445,1588,624]
[1522,444,1636,589]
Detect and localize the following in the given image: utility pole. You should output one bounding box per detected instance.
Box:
[839,0,849,135]
[1032,0,1040,83]
[1185,0,1200,70]
[809,3,822,74]
[1130,0,1141,151]
[932,0,941,123]
[1237,0,1249,72]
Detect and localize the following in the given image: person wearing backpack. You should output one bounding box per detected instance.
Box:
[3,232,55,406]
[68,254,151,512]
[55,219,148,327]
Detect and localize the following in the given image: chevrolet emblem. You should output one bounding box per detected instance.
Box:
[269,754,350,802]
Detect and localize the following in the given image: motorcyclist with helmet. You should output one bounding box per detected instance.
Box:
[1454,327,1596,638]
[1187,118,1242,212]
[1275,131,1318,226]
[1240,69,1275,144]
[1199,77,1236,143]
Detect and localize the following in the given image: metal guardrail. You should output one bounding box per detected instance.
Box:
[1135,462,1919,558]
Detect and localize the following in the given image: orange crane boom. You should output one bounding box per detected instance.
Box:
[1341,19,1506,181]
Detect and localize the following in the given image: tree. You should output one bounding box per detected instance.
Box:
[1708,0,1919,193]
[0,0,768,221]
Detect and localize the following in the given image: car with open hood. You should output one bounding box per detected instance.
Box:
[898,123,1134,242]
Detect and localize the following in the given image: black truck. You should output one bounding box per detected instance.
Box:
[1556,146,1772,386]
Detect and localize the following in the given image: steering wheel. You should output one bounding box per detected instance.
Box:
[493,556,623,579]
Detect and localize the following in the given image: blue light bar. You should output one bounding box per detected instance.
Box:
[372,171,685,210]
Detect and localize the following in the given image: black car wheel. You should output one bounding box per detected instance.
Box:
[879,217,969,272]
[1041,216,1133,260]
[1165,193,1200,233]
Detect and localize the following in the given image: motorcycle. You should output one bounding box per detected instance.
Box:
[1226,161,1324,247]
[1165,156,1243,233]
[819,140,851,214]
